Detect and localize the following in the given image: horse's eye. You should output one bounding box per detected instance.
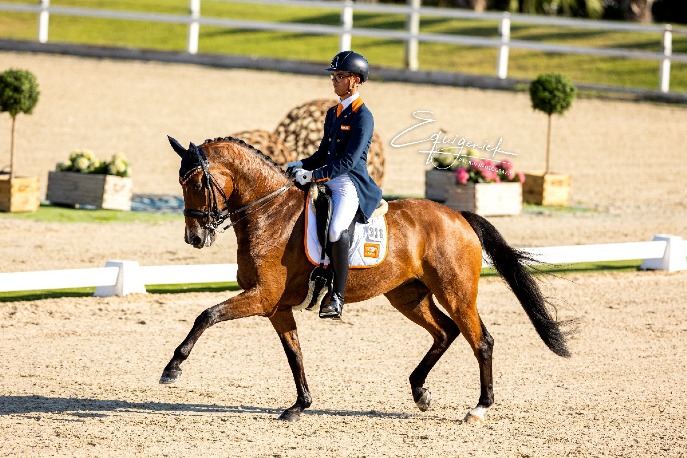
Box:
[193,182,203,192]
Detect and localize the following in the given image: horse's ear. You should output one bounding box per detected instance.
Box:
[167,135,186,158]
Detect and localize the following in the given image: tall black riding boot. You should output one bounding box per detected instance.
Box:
[319,223,353,319]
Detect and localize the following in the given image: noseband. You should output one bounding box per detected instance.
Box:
[180,147,292,232]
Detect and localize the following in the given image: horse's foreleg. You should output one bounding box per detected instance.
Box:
[160,289,266,384]
[269,309,311,422]
[385,282,460,412]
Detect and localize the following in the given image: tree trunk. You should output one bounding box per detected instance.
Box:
[9,115,16,181]
[545,114,552,175]
[459,0,488,11]
[468,0,488,12]
[620,0,654,22]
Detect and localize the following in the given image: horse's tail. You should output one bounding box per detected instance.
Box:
[461,211,571,358]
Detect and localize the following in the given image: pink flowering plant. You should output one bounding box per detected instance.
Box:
[432,149,525,185]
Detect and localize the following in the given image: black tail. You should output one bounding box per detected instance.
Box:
[461,211,571,358]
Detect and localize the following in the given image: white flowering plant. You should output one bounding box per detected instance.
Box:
[56,150,132,177]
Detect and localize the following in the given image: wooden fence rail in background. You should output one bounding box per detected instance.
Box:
[0,0,685,92]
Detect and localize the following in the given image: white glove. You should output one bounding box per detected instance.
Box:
[285,160,303,174]
[294,169,313,186]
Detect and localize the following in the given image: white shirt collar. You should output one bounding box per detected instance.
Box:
[339,92,360,111]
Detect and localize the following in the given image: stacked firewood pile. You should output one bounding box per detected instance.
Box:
[231,130,293,166]
[233,99,385,187]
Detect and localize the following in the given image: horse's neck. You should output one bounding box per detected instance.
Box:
[209,144,304,243]
[214,147,291,209]
[231,185,304,256]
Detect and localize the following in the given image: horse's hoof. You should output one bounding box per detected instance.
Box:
[463,406,488,425]
[277,410,301,422]
[159,369,182,384]
[415,388,432,412]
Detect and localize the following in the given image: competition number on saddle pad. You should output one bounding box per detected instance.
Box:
[304,198,388,269]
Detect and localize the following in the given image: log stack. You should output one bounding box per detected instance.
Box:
[231,130,295,165]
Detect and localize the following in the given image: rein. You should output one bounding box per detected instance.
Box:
[180,147,292,232]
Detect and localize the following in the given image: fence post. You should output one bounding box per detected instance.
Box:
[187,0,200,54]
[340,0,353,52]
[659,25,672,93]
[94,260,147,297]
[38,0,49,44]
[497,13,510,79]
[404,0,420,71]
[640,234,687,272]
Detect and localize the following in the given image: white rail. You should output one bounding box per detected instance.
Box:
[0,0,685,92]
[0,235,684,297]
[0,267,120,291]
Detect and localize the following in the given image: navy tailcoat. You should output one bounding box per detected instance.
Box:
[300,99,382,222]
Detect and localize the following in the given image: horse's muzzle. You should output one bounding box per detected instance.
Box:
[185,227,215,249]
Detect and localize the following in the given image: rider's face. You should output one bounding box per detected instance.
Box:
[331,72,359,98]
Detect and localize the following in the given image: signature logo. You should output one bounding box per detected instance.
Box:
[390,110,516,169]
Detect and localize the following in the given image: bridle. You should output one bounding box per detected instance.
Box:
[180,147,292,232]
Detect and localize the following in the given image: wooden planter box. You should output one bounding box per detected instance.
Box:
[0,176,40,213]
[47,171,133,211]
[425,169,456,202]
[425,169,522,216]
[522,172,571,206]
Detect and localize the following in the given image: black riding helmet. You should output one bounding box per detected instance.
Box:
[326,51,369,83]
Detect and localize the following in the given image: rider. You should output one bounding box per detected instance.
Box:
[287,50,383,320]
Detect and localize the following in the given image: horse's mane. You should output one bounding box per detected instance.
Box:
[202,136,291,179]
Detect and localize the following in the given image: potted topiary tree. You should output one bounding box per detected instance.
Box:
[0,68,41,212]
[524,73,577,206]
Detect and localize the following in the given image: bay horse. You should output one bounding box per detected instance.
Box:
[160,136,571,423]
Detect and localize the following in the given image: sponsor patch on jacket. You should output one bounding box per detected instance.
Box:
[341,125,351,131]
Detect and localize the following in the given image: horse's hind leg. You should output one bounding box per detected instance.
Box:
[384,281,460,412]
[428,275,494,424]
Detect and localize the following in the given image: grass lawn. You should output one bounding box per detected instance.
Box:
[0,203,182,223]
[0,0,685,92]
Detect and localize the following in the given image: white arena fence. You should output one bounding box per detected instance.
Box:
[0,235,684,297]
[0,0,685,92]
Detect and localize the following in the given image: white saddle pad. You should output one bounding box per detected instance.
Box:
[305,198,388,269]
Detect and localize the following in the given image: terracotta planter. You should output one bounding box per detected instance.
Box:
[425,169,522,216]
[522,172,571,206]
[0,175,40,213]
[46,171,132,211]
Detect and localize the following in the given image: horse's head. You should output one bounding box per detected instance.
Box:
[168,136,233,249]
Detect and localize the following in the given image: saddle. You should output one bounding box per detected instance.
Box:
[295,184,389,312]
[312,184,335,256]
[300,184,335,311]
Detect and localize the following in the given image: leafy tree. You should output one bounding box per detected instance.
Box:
[529,73,577,174]
[0,69,40,180]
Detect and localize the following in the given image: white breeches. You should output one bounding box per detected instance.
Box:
[326,174,359,242]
